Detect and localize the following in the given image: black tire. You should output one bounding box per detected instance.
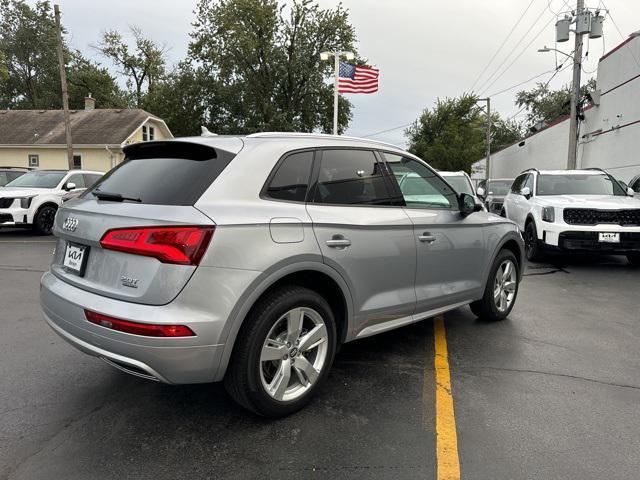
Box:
[627,254,640,267]
[470,249,520,322]
[32,205,57,235]
[224,286,337,417]
[524,220,543,262]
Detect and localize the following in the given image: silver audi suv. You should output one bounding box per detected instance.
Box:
[40,133,524,417]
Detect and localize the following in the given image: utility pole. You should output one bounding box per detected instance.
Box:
[478,97,491,179]
[567,0,584,169]
[54,4,74,170]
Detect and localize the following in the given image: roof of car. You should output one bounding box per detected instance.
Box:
[138,133,410,157]
[535,170,607,175]
[488,178,514,181]
[24,169,103,174]
[439,171,467,176]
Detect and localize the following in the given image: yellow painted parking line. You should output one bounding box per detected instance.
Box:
[433,314,460,480]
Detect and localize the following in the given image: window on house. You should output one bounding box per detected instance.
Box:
[73,154,82,169]
[142,125,148,141]
[28,154,39,168]
[149,126,155,140]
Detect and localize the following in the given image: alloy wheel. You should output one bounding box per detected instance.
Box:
[259,307,328,402]
[493,259,517,312]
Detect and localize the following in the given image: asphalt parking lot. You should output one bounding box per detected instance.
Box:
[1,228,639,480]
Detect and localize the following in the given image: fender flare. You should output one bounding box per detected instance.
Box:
[481,230,525,292]
[213,260,354,381]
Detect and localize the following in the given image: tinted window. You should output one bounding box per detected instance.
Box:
[631,176,640,193]
[7,171,25,182]
[511,174,526,193]
[86,142,234,206]
[84,174,102,188]
[536,174,625,196]
[6,171,65,188]
[384,154,457,209]
[313,150,394,205]
[264,151,313,202]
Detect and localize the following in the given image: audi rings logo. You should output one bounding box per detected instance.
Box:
[62,217,79,232]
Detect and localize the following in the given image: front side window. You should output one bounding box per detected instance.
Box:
[631,176,640,193]
[536,174,625,196]
[384,154,457,209]
[313,149,394,206]
[523,174,534,192]
[264,151,313,202]
[66,174,85,189]
[5,171,66,189]
[28,154,39,167]
[511,174,526,193]
[84,174,102,188]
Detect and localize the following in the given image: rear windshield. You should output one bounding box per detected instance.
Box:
[536,174,625,196]
[85,142,235,206]
[444,175,473,195]
[487,180,512,195]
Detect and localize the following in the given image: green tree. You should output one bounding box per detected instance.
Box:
[188,0,357,134]
[491,117,522,152]
[0,0,126,110]
[406,95,486,172]
[515,78,596,129]
[94,26,167,107]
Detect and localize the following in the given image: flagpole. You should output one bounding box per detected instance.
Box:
[333,50,339,135]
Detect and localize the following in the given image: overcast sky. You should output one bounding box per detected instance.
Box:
[54,0,639,146]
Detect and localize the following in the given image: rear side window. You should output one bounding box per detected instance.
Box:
[313,149,394,206]
[86,142,234,206]
[264,151,313,202]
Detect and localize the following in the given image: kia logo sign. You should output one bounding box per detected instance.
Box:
[62,217,79,232]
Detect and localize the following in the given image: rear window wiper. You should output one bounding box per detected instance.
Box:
[93,189,141,203]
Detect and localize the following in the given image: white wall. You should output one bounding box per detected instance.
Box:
[474,33,640,183]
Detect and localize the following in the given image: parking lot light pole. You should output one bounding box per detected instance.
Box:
[320,50,355,135]
[53,4,74,171]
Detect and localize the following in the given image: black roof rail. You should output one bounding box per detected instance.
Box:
[582,167,608,173]
[520,167,540,174]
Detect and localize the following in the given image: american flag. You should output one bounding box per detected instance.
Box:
[338,62,379,94]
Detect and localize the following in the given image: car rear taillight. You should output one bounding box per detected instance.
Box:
[100,226,214,265]
[85,310,195,337]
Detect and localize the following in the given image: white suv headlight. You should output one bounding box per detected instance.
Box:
[541,206,555,223]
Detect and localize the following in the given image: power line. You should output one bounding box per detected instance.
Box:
[480,14,558,96]
[486,68,556,97]
[469,0,536,92]
[360,122,414,138]
[599,1,640,69]
[475,3,551,94]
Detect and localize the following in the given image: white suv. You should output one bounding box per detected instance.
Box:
[503,168,640,265]
[0,169,103,234]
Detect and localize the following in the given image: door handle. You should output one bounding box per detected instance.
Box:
[326,236,351,248]
[418,233,436,243]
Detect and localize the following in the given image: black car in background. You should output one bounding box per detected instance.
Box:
[476,178,514,214]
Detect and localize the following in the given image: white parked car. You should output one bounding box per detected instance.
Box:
[503,168,640,265]
[0,169,103,234]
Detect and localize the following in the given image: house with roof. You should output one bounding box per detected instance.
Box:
[0,96,172,172]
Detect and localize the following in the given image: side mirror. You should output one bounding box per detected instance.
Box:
[459,193,482,215]
[476,186,486,198]
[627,187,635,197]
[520,186,531,198]
[65,182,76,191]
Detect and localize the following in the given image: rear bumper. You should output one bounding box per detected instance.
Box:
[40,268,259,384]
